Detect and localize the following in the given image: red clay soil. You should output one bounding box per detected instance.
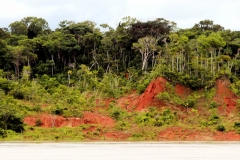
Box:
[175,84,192,97]
[214,78,238,115]
[82,112,114,127]
[214,131,240,140]
[116,91,138,110]
[123,77,192,111]
[24,112,115,128]
[104,132,130,140]
[128,77,167,111]
[24,114,81,128]
[158,127,212,140]
[158,126,240,141]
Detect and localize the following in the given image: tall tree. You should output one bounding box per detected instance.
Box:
[132,36,159,71]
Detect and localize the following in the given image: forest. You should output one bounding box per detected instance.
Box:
[0,16,240,140]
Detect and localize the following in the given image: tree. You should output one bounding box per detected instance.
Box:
[197,32,226,76]
[18,38,38,66]
[132,36,159,71]
[9,17,50,39]
[8,45,26,79]
[0,97,24,135]
[192,20,224,33]
[9,21,28,36]
[83,31,102,70]
[21,16,51,38]
[0,28,10,39]
[129,18,176,42]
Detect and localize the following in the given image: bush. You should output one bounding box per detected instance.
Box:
[35,119,42,126]
[216,125,225,132]
[0,78,13,94]
[0,98,25,134]
[153,118,163,127]
[109,105,128,121]
[161,108,176,124]
[209,114,220,125]
[136,78,151,94]
[182,95,196,108]
[234,122,240,128]
[0,128,7,138]
[115,121,130,131]
[210,101,219,109]
[156,92,171,102]
[11,90,24,99]
[135,108,176,126]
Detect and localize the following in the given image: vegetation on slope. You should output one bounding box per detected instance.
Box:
[0,16,240,140]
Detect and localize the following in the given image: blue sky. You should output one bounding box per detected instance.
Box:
[1,0,240,30]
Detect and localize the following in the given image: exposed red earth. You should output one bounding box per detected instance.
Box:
[23,77,240,141]
[24,112,115,128]
[158,126,240,141]
[214,78,238,115]
[104,132,130,140]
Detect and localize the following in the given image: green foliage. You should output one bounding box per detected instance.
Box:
[157,84,198,108]
[108,103,129,121]
[137,78,151,94]
[210,101,219,109]
[234,122,240,128]
[181,95,197,108]
[205,88,216,100]
[161,108,176,124]
[97,73,131,98]
[200,113,220,127]
[0,129,7,138]
[209,114,220,125]
[0,78,13,94]
[156,92,171,102]
[115,121,130,131]
[235,117,240,134]
[0,97,25,134]
[216,125,226,132]
[231,80,240,96]
[135,108,176,126]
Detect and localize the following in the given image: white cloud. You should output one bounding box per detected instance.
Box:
[0,0,239,30]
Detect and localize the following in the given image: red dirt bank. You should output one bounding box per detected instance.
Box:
[23,77,240,141]
[24,112,114,128]
[214,78,238,115]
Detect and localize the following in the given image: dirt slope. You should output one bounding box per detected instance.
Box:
[24,112,115,128]
[214,78,238,115]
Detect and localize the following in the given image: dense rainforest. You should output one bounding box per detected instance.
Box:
[0,16,240,140]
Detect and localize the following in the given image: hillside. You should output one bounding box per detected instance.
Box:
[1,17,240,141]
[0,76,239,141]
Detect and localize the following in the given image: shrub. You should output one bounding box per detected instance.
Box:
[210,101,219,109]
[234,122,240,128]
[209,114,220,125]
[156,92,171,102]
[153,118,163,127]
[33,105,42,112]
[115,121,130,131]
[35,119,42,126]
[0,128,7,138]
[161,108,176,124]
[136,78,151,94]
[216,125,225,132]
[109,105,128,121]
[0,78,13,94]
[11,90,24,99]
[182,95,196,108]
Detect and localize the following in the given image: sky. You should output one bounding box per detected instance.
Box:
[1,0,240,31]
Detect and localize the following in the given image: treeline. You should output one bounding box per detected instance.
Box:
[0,16,240,91]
